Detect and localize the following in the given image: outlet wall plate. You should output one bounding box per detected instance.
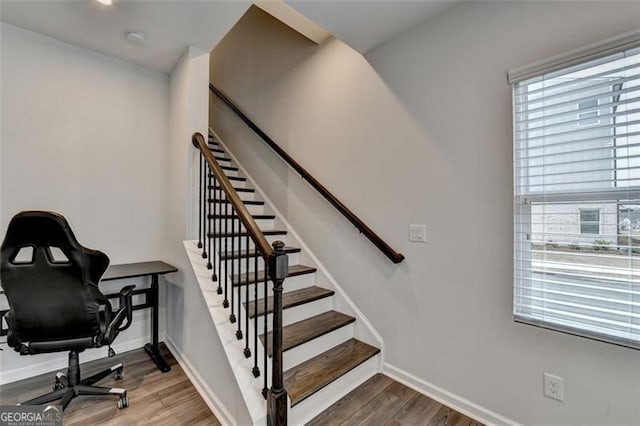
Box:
[544,372,564,402]
[409,224,426,242]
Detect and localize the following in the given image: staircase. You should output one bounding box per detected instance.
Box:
[185,131,382,425]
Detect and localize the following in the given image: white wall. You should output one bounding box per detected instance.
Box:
[165,47,252,425]
[210,4,640,424]
[0,23,169,383]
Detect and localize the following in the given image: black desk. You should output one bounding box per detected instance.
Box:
[102,261,177,373]
[0,261,177,373]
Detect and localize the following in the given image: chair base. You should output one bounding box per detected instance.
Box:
[18,351,128,411]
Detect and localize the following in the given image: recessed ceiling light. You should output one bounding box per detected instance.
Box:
[96,0,113,5]
[125,31,146,44]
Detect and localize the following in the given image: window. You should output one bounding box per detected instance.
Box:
[511,34,640,349]
[580,209,600,234]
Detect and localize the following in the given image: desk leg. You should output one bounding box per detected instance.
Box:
[144,274,171,373]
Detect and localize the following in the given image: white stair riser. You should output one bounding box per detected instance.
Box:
[283,323,354,371]
[221,253,300,274]
[253,296,334,335]
[211,176,247,189]
[288,355,380,426]
[211,218,275,233]
[220,168,239,177]
[215,191,255,202]
[230,180,248,189]
[211,233,285,251]
[238,203,264,216]
[217,272,317,305]
[206,202,265,216]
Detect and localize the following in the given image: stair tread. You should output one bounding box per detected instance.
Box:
[284,339,380,407]
[209,174,246,182]
[261,311,354,356]
[245,285,334,318]
[221,165,238,171]
[210,148,225,154]
[209,186,254,193]
[208,199,264,205]
[232,264,316,286]
[210,229,287,238]
[221,245,298,260]
[214,156,231,163]
[209,213,274,220]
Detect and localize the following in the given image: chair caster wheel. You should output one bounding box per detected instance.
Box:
[117,395,129,409]
[53,373,66,390]
[114,368,124,381]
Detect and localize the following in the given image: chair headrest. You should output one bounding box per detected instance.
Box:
[1,211,81,252]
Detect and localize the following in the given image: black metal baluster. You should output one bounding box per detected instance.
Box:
[236,225,244,341]
[244,233,251,357]
[197,154,203,249]
[252,249,260,377]
[230,207,236,323]
[206,170,212,268]
[223,196,229,308]
[262,258,268,399]
[211,176,217,280]
[216,184,222,292]
[200,160,209,259]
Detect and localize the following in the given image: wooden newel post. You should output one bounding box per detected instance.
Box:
[267,240,288,426]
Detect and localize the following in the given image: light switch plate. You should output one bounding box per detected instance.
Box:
[409,224,426,242]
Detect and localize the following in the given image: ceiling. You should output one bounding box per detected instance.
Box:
[0,0,459,73]
[286,0,460,54]
[0,0,251,73]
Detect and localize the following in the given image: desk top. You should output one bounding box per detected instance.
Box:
[102,261,178,281]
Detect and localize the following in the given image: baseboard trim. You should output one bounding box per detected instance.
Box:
[0,336,157,385]
[383,363,519,426]
[164,335,235,426]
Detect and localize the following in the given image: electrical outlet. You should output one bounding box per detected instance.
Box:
[544,373,564,402]
[409,224,426,242]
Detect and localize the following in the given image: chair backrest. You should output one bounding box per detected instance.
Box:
[0,211,110,343]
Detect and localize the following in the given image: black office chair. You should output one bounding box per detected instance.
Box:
[0,211,135,410]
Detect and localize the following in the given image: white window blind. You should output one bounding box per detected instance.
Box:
[513,40,640,349]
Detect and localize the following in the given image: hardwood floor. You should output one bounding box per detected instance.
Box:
[0,343,220,426]
[307,374,483,426]
[1,346,482,425]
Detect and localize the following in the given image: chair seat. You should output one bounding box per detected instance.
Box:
[16,336,95,355]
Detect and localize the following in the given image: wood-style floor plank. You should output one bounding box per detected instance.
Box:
[306,374,395,426]
[0,343,221,426]
[385,393,445,425]
[307,373,484,426]
[341,381,419,425]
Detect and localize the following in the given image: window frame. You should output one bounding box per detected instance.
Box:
[510,30,640,350]
[579,208,601,235]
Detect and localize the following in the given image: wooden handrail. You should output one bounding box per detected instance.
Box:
[192,132,273,261]
[209,84,405,264]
